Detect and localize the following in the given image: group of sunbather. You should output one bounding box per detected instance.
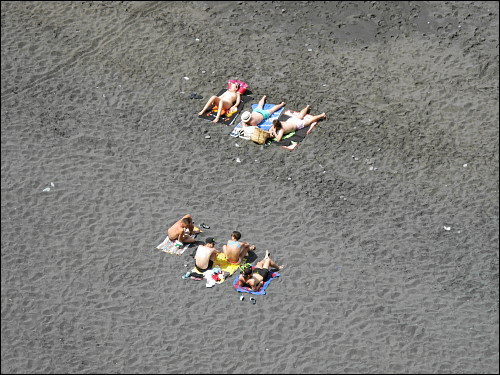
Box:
[167,214,284,291]
[170,82,325,291]
[197,81,328,142]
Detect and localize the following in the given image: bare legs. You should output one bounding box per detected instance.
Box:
[297,105,311,120]
[198,95,219,116]
[198,96,232,122]
[257,95,287,115]
[296,105,327,127]
[256,250,284,270]
[239,243,256,261]
[269,101,286,115]
[213,99,233,123]
[304,112,327,127]
[257,95,267,109]
[180,232,197,244]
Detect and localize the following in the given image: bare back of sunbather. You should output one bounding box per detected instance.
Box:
[280,117,305,133]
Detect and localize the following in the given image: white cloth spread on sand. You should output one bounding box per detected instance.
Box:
[155,236,188,255]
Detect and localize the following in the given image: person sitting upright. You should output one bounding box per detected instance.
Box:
[194,237,221,273]
[198,81,242,123]
[167,214,199,245]
[222,231,255,264]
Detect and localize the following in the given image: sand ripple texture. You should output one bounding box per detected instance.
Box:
[1,1,498,374]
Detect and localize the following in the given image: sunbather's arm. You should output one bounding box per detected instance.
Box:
[274,129,284,142]
[231,93,241,111]
[268,126,277,139]
[252,281,263,292]
[238,276,248,288]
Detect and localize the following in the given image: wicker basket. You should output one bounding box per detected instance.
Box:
[251,127,269,144]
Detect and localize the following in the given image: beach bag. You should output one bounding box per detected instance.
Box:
[238,126,255,140]
[251,127,269,144]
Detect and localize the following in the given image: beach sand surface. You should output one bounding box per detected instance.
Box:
[1,1,498,373]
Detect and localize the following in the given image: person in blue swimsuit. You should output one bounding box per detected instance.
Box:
[240,95,286,127]
[222,231,256,264]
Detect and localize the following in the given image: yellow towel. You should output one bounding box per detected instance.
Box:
[191,253,246,283]
[213,252,245,274]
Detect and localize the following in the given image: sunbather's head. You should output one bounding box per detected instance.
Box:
[242,267,252,277]
[272,119,282,130]
[241,111,251,123]
[205,237,216,247]
[181,217,192,227]
[232,231,242,240]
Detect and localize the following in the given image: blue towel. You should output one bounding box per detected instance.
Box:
[230,103,284,137]
[232,267,280,295]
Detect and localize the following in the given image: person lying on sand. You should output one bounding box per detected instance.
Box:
[238,250,284,292]
[268,105,327,142]
[240,95,286,127]
[198,81,241,123]
[194,237,221,273]
[222,231,256,264]
[167,214,199,244]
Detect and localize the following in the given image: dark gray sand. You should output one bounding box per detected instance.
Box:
[1,1,498,373]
